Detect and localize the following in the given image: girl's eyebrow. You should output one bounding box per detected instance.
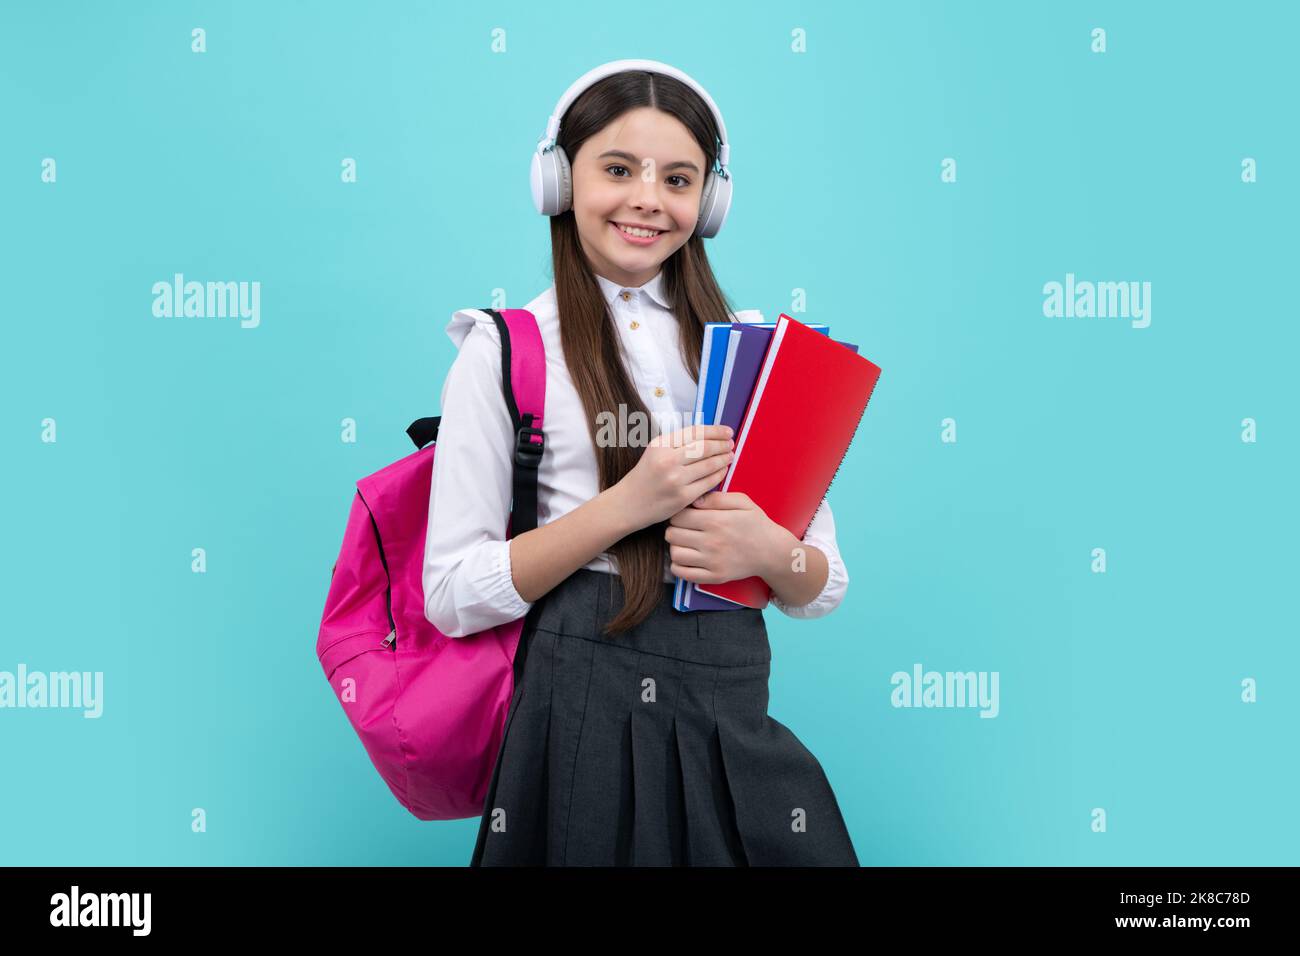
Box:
[598,149,700,175]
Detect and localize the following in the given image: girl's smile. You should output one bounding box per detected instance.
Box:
[609,220,669,245]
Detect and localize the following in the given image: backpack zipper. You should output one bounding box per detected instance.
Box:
[358,489,399,650]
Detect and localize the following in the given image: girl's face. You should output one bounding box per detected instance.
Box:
[569,107,709,289]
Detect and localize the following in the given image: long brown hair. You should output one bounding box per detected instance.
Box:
[549,69,744,635]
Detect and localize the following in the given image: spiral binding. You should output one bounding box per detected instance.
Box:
[797,370,881,540]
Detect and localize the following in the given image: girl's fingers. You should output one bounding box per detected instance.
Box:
[684,462,730,497]
[678,424,733,445]
[670,548,709,568]
[682,451,732,483]
[681,437,733,461]
[667,525,709,547]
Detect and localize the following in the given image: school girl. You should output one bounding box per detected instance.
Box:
[423,60,858,866]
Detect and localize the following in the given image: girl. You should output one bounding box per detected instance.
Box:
[424,61,858,866]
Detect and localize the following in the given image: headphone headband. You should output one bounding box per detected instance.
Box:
[536,58,730,176]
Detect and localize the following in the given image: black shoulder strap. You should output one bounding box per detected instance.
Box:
[406,417,440,449]
[483,309,543,538]
[406,310,543,539]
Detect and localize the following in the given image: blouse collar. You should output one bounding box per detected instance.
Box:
[594,269,671,310]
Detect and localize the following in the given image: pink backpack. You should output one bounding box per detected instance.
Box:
[316,308,546,821]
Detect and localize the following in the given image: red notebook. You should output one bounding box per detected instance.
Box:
[696,313,882,608]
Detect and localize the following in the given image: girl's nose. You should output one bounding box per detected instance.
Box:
[631,177,662,211]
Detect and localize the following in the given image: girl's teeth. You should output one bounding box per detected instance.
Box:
[618,224,661,238]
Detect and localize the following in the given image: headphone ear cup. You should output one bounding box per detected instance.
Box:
[555,148,573,213]
[694,170,733,238]
[530,146,573,216]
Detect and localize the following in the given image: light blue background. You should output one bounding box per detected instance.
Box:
[2,0,1295,865]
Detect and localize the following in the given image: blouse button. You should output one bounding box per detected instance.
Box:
[620,291,631,301]
[629,320,640,330]
[654,386,665,398]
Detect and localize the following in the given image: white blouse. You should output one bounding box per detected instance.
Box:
[422,269,850,638]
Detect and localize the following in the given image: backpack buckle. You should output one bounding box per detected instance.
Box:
[514,425,544,468]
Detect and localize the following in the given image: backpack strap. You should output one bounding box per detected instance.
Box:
[483,308,546,538]
[406,309,546,538]
[406,416,441,449]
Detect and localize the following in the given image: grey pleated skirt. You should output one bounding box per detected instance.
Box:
[470,568,859,866]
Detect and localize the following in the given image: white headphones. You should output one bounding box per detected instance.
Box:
[529,58,733,238]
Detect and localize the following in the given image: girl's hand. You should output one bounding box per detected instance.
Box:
[614,425,735,529]
[665,491,793,584]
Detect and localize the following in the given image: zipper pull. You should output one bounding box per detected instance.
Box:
[382,629,396,648]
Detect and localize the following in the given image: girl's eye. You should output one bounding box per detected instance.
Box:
[605,165,690,188]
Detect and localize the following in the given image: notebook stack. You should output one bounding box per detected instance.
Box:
[672,313,882,611]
